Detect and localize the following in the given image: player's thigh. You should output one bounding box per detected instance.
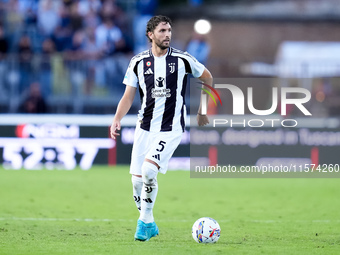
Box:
[130,126,151,175]
[145,131,183,174]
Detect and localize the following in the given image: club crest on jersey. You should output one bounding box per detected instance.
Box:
[146,61,151,67]
[168,63,175,73]
[156,77,164,87]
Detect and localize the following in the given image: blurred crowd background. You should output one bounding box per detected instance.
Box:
[0,0,339,116]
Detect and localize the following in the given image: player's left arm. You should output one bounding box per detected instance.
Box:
[197,68,212,126]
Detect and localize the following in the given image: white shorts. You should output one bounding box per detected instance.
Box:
[130,124,183,175]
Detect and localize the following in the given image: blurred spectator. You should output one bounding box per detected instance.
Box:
[18,0,38,26]
[0,0,138,113]
[83,8,101,29]
[100,0,119,19]
[95,15,125,56]
[17,34,34,93]
[5,0,23,27]
[65,30,85,60]
[63,0,72,7]
[82,27,101,94]
[37,0,61,37]
[69,1,83,33]
[39,38,56,97]
[105,0,130,38]
[0,23,9,94]
[0,24,8,58]
[78,0,101,17]
[19,82,47,113]
[51,4,72,51]
[64,30,86,96]
[133,0,158,54]
[4,0,24,51]
[184,32,211,113]
[186,32,210,65]
[94,15,126,90]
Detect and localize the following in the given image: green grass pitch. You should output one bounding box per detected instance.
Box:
[0,166,339,255]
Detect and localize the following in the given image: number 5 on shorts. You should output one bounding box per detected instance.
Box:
[156,141,166,152]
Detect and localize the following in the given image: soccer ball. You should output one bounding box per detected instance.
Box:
[192,217,221,243]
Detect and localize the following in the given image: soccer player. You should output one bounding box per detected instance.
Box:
[110,15,211,241]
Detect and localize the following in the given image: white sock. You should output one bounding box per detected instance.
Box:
[140,162,158,223]
[131,175,143,212]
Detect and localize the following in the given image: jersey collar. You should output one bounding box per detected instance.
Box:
[149,47,172,58]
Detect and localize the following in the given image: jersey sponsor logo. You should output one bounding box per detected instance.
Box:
[144,68,153,75]
[152,77,171,98]
[156,77,164,87]
[168,63,176,73]
[151,88,171,98]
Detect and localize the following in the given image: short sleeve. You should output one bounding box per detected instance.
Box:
[185,52,205,78]
[123,60,138,88]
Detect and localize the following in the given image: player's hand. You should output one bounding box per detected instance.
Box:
[110,119,121,139]
[197,114,209,126]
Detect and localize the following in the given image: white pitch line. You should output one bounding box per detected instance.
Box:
[0,217,339,223]
[0,217,133,222]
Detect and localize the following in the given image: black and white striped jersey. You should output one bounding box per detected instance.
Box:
[123,47,205,132]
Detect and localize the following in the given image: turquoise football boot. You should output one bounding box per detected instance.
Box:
[134,220,159,241]
[147,221,159,239]
[134,219,148,241]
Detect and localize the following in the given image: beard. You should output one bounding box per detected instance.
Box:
[155,39,170,50]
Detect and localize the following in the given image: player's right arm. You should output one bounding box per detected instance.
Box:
[110,85,137,139]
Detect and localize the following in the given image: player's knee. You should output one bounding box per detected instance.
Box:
[141,161,158,184]
[131,175,143,188]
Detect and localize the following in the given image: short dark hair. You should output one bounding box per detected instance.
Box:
[146,15,172,42]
